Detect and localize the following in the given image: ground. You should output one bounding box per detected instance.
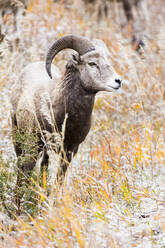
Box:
[0,0,165,247]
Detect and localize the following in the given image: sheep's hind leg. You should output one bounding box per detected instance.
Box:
[14,132,39,215]
[15,152,37,215]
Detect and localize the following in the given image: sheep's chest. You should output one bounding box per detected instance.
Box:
[55,92,95,152]
[65,109,92,148]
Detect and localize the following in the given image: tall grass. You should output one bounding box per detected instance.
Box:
[0,0,165,247]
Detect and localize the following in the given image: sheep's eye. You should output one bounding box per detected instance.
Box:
[88,62,97,67]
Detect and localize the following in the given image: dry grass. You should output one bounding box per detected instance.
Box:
[0,0,165,247]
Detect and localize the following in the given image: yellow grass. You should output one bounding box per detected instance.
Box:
[0,0,165,247]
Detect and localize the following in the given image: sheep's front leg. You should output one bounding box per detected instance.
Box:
[47,151,61,186]
[56,147,78,187]
[46,151,67,188]
[56,155,70,187]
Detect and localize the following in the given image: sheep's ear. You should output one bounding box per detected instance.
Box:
[72,54,81,64]
[67,54,82,69]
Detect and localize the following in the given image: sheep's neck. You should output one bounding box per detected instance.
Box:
[53,67,95,152]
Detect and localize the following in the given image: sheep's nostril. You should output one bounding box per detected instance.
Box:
[115,79,122,85]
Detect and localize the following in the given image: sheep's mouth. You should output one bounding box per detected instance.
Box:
[105,85,121,92]
[106,80,122,91]
[112,85,121,90]
[109,85,121,90]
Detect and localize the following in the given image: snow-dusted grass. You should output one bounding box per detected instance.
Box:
[0,0,165,247]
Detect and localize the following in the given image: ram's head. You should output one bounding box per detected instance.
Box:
[46,35,122,94]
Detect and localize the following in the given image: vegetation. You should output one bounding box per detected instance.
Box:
[0,0,165,247]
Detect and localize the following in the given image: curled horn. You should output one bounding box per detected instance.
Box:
[46,35,95,78]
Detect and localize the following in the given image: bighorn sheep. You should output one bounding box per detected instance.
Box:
[11,35,122,187]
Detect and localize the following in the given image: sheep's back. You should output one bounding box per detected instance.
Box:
[11,61,61,131]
